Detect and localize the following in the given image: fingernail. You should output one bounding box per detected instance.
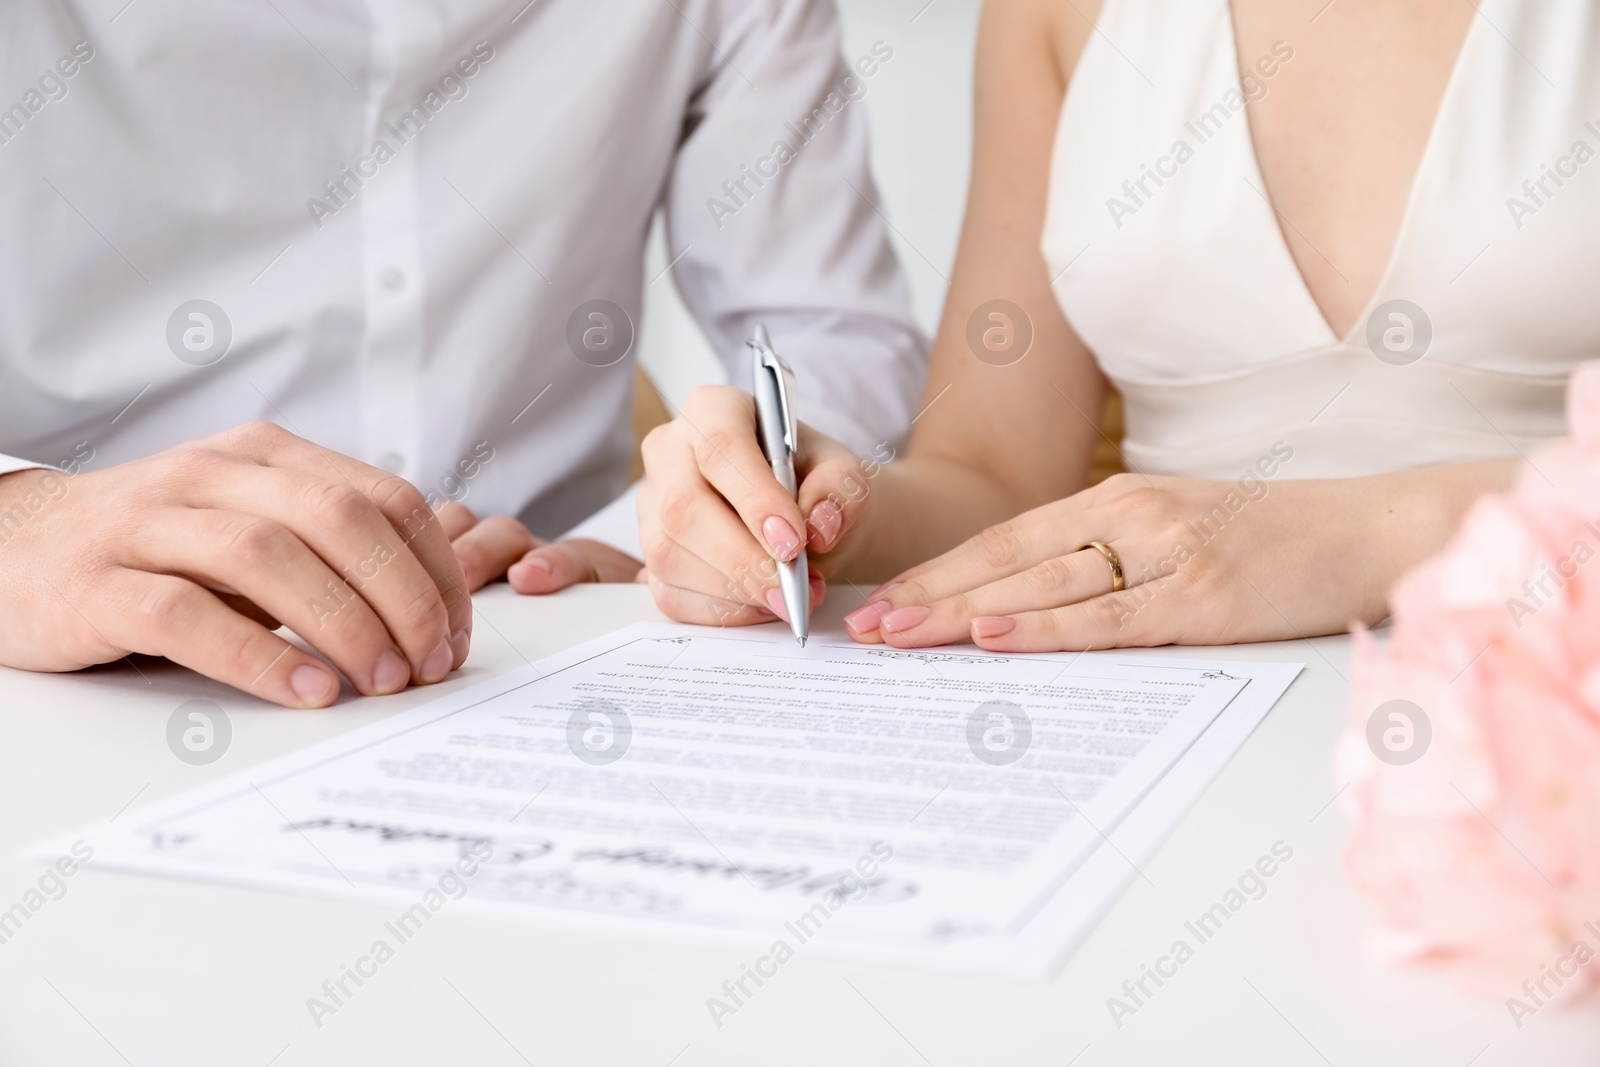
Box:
[507,561,542,592]
[509,556,554,589]
[762,516,801,562]
[868,580,903,603]
[291,664,337,706]
[844,601,890,632]
[764,586,790,622]
[880,605,930,634]
[807,501,842,548]
[972,616,1017,639]
[373,649,410,694]
[809,575,826,607]
[450,629,470,666]
[420,639,453,684]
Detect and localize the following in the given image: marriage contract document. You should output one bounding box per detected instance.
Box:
[41,623,1301,979]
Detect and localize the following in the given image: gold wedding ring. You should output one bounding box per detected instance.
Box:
[1081,541,1126,592]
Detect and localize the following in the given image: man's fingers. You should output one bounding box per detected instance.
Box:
[566,539,645,582]
[124,508,422,696]
[351,476,472,669]
[667,388,807,563]
[508,543,592,594]
[508,539,640,594]
[451,514,539,591]
[435,501,479,540]
[186,446,466,680]
[217,423,472,668]
[216,593,281,631]
[105,571,343,709]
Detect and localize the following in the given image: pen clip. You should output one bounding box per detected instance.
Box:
[748,327,798,455]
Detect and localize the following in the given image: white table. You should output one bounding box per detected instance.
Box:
[1,585,1593,1066]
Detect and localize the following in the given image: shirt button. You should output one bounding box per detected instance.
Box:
[376,451,406,474]
[380,267,406,292]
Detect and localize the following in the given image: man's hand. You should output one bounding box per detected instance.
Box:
[0,423,473,708]
[437,502,642,593]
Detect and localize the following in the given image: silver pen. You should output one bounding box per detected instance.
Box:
[749,324,809,646]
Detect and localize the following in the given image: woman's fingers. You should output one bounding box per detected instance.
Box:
[125,508,420,696]
[641,429,782,607]
[864,503,1097,623]
[648,508,775,609]
[664,387,808,563]
[970,590,1169,653]
[638,482,782,626]
[763,574,828,624]
[642,568,773,627]
[855,548,1119,648]
[105,570,343,709]
[796,429,875,555]
[842,598,889,643]
[636,388,875,618]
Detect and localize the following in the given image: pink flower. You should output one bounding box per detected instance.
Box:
[1339,361,1600,1013]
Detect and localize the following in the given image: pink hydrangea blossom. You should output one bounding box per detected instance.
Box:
[1338,361,1600,1019]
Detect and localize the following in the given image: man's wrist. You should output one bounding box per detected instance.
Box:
[559,538,642,583]
[559,483,643,563]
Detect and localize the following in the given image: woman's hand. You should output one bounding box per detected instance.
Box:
[636,385,881,625]
[842,469,1418,652]
[437,503,641,593]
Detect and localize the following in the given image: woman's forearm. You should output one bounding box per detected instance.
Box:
[1368,459,1521,583]
[831,455,1041,582]
[834,455,1521,591]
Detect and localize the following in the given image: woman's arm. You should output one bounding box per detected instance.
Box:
[850,457,1523,651]
[629,0,1108,625]
[834,0,1107,579]
[629,0,1527,643]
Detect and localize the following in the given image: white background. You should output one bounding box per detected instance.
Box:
[637,0,981,407]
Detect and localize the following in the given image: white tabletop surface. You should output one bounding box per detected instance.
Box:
[1,584,1594,1066]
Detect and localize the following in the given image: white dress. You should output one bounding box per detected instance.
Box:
[1041,0,1600,479]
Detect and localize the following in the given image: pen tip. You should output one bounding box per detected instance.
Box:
[797,636,806,647]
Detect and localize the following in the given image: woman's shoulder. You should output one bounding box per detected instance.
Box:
[979,0,1103,92]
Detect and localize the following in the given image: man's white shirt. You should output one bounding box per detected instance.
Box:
[0,0,926,556]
